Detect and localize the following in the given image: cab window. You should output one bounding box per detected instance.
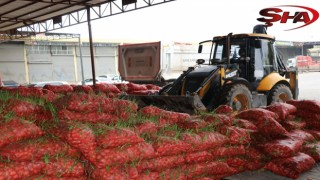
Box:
[254,39,275,79]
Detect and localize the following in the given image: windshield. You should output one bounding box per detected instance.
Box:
[212,38,247,64]
[198,41,214,64]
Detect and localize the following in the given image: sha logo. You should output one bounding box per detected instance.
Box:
[257,5,319,31]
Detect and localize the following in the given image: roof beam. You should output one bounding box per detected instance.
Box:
[0,0,93,30]
[0,1,13,7]
[17,0,85,5]
[0,1,38,17]
[0,0,175,42]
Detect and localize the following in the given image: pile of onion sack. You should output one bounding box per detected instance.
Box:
[0,85,319,179]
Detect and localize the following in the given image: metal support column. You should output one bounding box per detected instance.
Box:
[87,6,96,86]
[78,35,85,85]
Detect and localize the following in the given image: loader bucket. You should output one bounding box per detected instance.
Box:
[122,94,207,115]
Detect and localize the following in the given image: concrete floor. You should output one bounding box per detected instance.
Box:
[298,72,320,101]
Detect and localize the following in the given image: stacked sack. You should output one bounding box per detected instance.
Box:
[0,93,86,179]
[2,86,320,179]
[115,82,160,95]
[235,102,317,179]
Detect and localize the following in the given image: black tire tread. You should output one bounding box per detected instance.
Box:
[267,84,293,105]
[220,83,252,111]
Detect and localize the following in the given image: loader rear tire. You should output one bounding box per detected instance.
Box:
[267,84,293,105]
[221,84,252,112]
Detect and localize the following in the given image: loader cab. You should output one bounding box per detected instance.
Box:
[208,34,279,90]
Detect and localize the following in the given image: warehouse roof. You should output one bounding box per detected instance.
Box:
[0,0,174,42]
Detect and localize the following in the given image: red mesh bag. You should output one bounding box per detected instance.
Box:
[139,106,162,117]
[92,83,121,94]
[65,93,102,113]
[185,151,214,164]
[136,172,159,180]
[305,130,320,140]
[0,118,44,149]
[160,168,187,180]
[58,109,118,124]
[114,83,128,92]
[126,83,148,92]
[213,105,233,114]
[136,155,185,172]
[183,161,237,178]
[152,136,191,156]
[96,127,144,148]
[211,145,246,158]
[286,129,315,142]
[0,161,44,180]
[261,138,303,158]
[43,84,73,94]
[0,137,80,161]
[305,119,320,130]
[146,84,161,90]
[3,99,41,119]
[91,166,136,180]
[287,99,320,113]
[42,158,84,177]
[253,116,288,138]
[66,124,97,163]
[302,143,320,162]
[113,99,139,114]
[218,126,251,145]
[180,132,228,152]
[245,147,265,161]
[73,85,93,94]
[202,114,233,127]
[265,102,297,121]
[245,160,265,171]
[281,120,306,131]
[226,157,247,169]
[265,152,315,179]
[235,108,279,121]
[128,90,159,95]
[296,111,320,119]
[29,176,86,180]
[177,118,208,132]
[42,89,55,102]
[134,122,158,135]
[94,142,155,168]
[13,86,44,97]
[233,119,257,130]
[139,106,190,123]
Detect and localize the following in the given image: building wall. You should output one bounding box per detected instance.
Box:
[0,41,118,85]
[0,43,27,84]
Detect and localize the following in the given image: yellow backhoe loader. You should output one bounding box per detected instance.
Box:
[119,25,298,114]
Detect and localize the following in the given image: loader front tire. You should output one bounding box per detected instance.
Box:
[221,84,252,112]
[267,84,293,105]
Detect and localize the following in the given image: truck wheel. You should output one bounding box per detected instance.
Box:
[267,84,293,105]
[221,84,252,112]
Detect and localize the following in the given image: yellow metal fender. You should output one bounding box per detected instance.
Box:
[256,72,288,91]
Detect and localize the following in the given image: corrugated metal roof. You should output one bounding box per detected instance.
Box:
[0,0,111,33]
[0,0,175,42]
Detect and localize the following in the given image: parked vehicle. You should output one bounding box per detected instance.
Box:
[2,80,20,87]
[29,81,69,88]
[79,75,128,85]
[97,74,128,84]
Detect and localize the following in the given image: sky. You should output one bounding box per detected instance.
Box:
[53,0,320,43]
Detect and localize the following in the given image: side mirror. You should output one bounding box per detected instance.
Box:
[196,59,205,64]
[198,45,203,53]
